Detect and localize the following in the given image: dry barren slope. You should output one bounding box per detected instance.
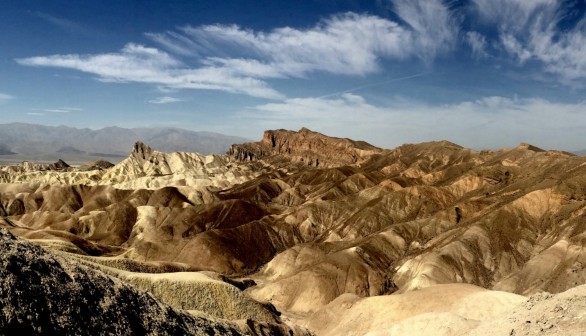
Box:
[305,283,586,336]
[0,228,312,336]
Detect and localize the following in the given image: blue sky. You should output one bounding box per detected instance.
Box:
[1,0,586,150]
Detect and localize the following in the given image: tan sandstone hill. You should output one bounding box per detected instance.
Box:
[0,141,260,190]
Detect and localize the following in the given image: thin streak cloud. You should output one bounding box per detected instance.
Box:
[43,107,82,113]
[148,96,183,104]
[31,11,97,37]
[318,72,430,99]
[0,93,14,102]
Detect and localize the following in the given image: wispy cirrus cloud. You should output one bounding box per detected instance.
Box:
[471,0,586,85]
[465,31,488,59]
[17,1,459,99]
[175,13,411,78]
[145,31,200,57]
[155,2,458,75]
[148,96,183,104]
[392,0,458,63]
[243,93,586,150]
[471,0,556,31]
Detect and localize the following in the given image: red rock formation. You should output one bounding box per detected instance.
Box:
[229,127,381,168]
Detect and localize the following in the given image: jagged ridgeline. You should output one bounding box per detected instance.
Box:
[2,128,586,335]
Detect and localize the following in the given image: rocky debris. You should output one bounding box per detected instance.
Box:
[0,228,245,335]
[229,127,381,167]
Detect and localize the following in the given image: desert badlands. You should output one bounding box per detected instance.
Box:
[2,128,586,335]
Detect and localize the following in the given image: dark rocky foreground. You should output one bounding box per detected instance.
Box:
[0,228,244,336]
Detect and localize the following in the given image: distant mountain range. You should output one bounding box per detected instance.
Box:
[0,123,249,163]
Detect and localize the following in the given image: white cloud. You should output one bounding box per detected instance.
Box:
[472,0,586,84]
[17,44,180,83]
[44,109,69,113]
[17,43,284,99]
[148,96,183,104]
[242,93,586,150]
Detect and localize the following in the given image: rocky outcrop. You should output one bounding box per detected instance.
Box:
[229,127,381,168]
[132,141,154,161]
[46,159,70,171]
[78,159,115,171]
